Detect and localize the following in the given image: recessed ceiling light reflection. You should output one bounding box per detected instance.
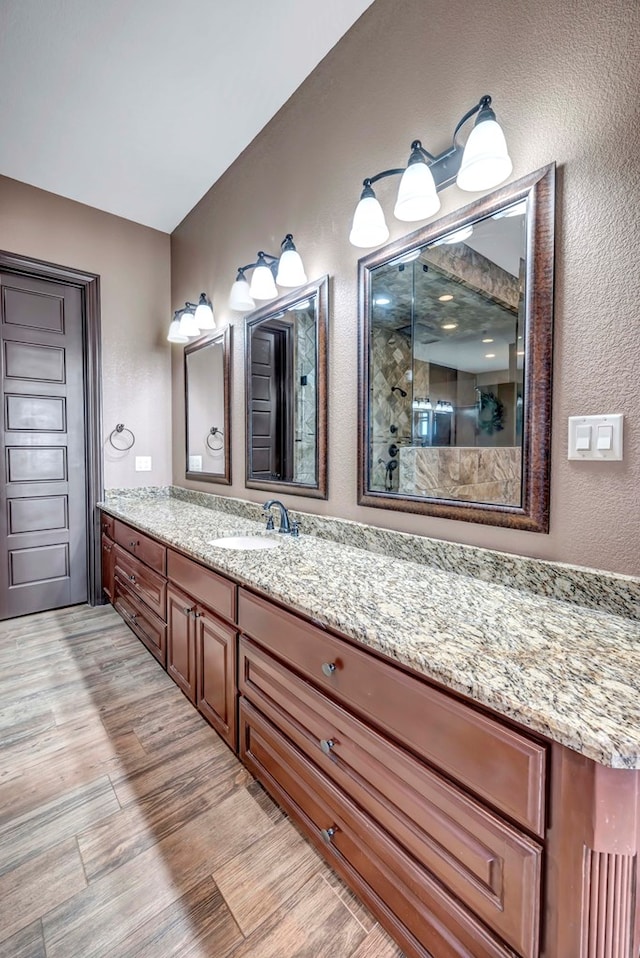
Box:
[438,294,454,302]
[517,350,525,356]
[485,353,496,358]
[482,337,494,343]
[373,296,391,306]
[441,323,457,330]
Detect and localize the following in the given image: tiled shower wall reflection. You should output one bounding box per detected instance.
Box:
[399,446,521,505]
[370,326,412,490]
[294,311,317,484]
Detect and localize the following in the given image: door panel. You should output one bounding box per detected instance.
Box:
[4,341,66,382]
[6,395,66,431]
[2,285,65,332]
[1,271,87,619]
[8,496,68,534]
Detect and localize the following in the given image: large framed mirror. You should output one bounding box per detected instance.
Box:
[358,164,555,531]
[245,275,328,498]
[185,327,232,484]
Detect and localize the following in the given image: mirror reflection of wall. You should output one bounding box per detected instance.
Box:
[245,276,328,498]
[185,328,231,484]
[369,200,526,507]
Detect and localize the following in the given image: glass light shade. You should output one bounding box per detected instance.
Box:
[393,162,441,222]
[456,118,513,192]
[178,309,200,337]
[167,319,189,344]
[229,278,256,312]
[275,248,307,287]
[194,301,215,329]
[349,195,389,248]
[249,264,278,300]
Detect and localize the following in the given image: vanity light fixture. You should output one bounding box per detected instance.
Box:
[167,293,215,343]
[349,94,512,248]
[229,234,307,312]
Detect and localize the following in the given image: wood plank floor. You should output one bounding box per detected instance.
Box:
[0,604,404,958]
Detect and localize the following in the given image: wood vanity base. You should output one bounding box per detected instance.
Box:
[101,512,640,958]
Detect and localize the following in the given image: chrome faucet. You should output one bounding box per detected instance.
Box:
[263,499,292,534]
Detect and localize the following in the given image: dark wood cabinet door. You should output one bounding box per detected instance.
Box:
[166,584,196,703]
[101,534,114,601]
[196,611,237,749]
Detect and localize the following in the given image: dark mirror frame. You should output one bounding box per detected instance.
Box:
[245,275,329,499]
[358,164,555,532]
[184,326,232,485]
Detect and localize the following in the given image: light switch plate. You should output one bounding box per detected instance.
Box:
[135,456,152,471]
[188,455,203,472]
[568,414,623,460]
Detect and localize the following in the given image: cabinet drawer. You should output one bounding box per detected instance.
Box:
[114,578,167,666]
[238,588,546,836]
[114,544,167,620]
[100,512,114,539]
[167,550,236,624]
[114,519,166,574]
[240,699,517,958]
[240,637,540,958]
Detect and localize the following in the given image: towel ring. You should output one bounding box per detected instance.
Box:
[206,426,224,452]
[109,424,135,451]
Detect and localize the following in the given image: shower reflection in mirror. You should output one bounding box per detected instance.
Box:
[368,198,526,506]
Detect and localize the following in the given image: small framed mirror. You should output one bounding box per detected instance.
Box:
[245,275,328,498]
[358,164,555,531]
[185,327,232,484]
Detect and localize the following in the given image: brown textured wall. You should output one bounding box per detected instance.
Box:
[171,0,640,576]
[0,175,172,488]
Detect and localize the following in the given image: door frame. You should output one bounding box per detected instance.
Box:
[0,249,103,607]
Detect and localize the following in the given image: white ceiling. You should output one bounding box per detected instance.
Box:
[0,0,375,232]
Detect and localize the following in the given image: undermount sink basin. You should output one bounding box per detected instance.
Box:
[208,535,280,551]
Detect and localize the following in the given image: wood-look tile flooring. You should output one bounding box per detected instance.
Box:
[0,604,404,958]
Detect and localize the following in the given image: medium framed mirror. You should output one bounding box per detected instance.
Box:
[358,164,555,531]
[245,275,328,498]
[185,327,232,484]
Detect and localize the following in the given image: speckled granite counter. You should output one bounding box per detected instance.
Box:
[100,491,640,770]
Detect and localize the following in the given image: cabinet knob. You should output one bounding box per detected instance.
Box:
[320,826,337,844]
[129,540,138,548]
[127,573,136,583]
[184,607,194,616]
[321,662,337,677]
[130,612,137,621]
[193,611,203,619]
[320,738,335,755]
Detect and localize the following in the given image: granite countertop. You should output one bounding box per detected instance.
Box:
[100,494,640,770]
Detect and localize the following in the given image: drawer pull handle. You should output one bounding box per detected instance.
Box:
[129,540,139,548]
[129,612,138,622]
[320,738,335,755]
[321,662,337,677]
[127,574,136,583]
[193,611,203,619]
[321,826,337,843]
[184,607,194,616]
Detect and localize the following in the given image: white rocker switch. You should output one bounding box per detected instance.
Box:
[575,425,592,451]
[596,425,613,451]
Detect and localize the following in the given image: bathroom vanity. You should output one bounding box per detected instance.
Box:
[99,491,640,958]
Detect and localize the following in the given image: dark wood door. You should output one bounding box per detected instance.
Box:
[0,271,87,619]
[249,322,294,481]
[250,327,281,480]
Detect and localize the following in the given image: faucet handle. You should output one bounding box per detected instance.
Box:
[290,520,299,537]
[264,513,275,530]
